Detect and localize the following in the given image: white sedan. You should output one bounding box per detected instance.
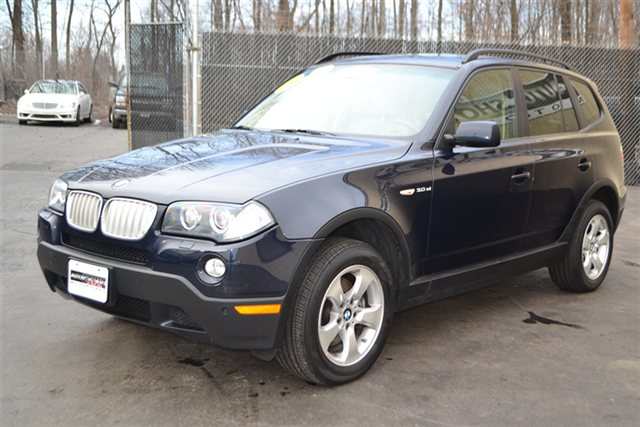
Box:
[17,80,93,125]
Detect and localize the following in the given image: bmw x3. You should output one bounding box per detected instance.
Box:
[37,49,626,384]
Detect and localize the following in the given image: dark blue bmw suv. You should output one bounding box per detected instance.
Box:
[37,50,626,384]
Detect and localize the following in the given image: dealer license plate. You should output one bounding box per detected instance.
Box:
[68,260,109,303]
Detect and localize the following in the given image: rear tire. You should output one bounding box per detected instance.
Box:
[277,238,393,385]
[549,200,613,292]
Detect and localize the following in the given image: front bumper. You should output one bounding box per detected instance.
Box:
[113,107,127,120]
[18,108,77,122]
[37,209,316,350]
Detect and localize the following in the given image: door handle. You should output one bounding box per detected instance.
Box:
[578,158,592,172]
[511,170,531,184]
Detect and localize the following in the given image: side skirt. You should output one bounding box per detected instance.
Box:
[397,242,567,311]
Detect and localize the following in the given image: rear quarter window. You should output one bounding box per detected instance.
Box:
[569,79,602,127]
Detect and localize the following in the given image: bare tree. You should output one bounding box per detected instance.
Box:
[620,0,634,47]
[398,0,405,39]
[31,0,43,79]
[11,0,26,80]
[65,0,74,77]
[252,0,262,32]
[409,0,417,41]
[51,0,58,77]
[560,0,572,44]
[436,0,443,50]
[510,0,518,41]
[463,0,474,41]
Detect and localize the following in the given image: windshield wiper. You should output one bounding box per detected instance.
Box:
[271,128,333,136]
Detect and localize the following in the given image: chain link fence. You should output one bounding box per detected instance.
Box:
[201,32,639,185]
[128,23,187,150]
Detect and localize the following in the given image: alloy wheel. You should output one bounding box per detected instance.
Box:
[581,214,610,280]
[317,264,385,367]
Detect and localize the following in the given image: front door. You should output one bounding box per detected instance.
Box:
[426,68,534,274]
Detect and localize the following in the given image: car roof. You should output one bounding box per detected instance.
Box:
[322,52,577,77]
[34,79,80,84]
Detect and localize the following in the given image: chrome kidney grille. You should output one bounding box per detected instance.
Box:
[65,192,157,240]
[101,198,158,240]
[66,191,103,232]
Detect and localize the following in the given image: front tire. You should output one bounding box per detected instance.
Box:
[74,107,81,126]
[84,105,93,123]
[18,119,27,125]
[111,110,122,129]
[277,238,393,385]
[549,200,613,292]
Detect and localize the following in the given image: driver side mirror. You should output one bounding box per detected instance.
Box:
[24,89,29,95]
[446,121,501,148]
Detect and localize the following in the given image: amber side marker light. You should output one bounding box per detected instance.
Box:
[234,304,282,315]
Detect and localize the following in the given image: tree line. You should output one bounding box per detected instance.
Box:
[201,0,637,47]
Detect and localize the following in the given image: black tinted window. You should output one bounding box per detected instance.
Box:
[569,79,601,127]
[453,69,516,139]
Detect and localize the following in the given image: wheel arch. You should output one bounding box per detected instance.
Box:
[560,179,621,242]
[269,208,412,355]
[313,208,411,310]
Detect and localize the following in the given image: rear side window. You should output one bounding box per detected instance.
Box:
[569,79,601,127]
[453,69,516,139]
[519,69,579,136]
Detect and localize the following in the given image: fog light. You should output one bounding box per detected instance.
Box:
[204,257,226,278]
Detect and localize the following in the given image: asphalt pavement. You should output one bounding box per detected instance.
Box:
[1,115,639,426]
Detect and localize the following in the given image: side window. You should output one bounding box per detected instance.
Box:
[569,78,601,127]
[519,70,565,136]
[453,69,516,140]
[557,76,579,132]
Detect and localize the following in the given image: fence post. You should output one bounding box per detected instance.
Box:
[191,0,201,136]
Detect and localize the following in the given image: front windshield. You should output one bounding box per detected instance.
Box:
[29,81,77,94]
[237,64,454,138]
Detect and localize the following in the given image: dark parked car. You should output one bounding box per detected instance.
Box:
[129,73,179,131]
[37,50,626,385]
[108,74,127,129]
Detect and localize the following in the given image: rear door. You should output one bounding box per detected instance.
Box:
[427,68,534,274]
[517,69,596,250]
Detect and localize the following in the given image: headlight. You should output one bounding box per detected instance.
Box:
[48,179,68,212]
[115,95,126,105]
[58,101,77,110]
[162,201,275,242]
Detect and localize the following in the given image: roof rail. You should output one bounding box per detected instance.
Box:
[315,51,383,65]
[462,48,574,71]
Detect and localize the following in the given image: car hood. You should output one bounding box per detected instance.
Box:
[61,130,411,205]
[20,93,79,104]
